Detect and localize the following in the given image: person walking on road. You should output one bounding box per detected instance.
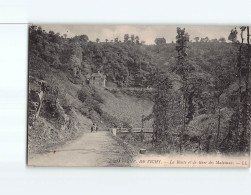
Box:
[91,123,98,133]
[91,124,95,133]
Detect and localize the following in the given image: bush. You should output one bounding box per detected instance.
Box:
[77,86,104,117]
[78,86,91,102]
[101,112,121,128]
[92,89,104,104]
[93,103,103,115]
[79,106,90,117]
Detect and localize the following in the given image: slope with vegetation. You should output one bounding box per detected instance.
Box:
[28,25,250,155]
[28,25,155,153]
[151,27,250,154]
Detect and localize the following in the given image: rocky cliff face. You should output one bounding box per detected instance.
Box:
[28,76,47,128]
[28,76,80,154]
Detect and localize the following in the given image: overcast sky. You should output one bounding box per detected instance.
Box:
[40,24,240,44]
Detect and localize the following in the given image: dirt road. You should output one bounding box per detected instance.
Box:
[28,131,134,167]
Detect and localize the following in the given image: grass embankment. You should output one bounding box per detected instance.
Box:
[28,60,94,154]
[29,55,154,155]
[96,86,155,153]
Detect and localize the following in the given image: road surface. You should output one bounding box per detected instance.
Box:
[28,131,134,167]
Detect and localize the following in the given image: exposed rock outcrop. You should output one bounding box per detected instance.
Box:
[28,76,47,128]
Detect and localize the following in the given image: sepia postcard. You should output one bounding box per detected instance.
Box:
[27,24,250,167]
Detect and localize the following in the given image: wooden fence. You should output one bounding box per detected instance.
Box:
[116,128,153,134]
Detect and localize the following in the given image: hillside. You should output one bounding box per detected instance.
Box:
[28,25,250,155]
[99,87,154,128]
[28,54,93,154]
[28,52,154,154]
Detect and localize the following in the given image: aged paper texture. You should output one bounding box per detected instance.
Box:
[28,25,250,167]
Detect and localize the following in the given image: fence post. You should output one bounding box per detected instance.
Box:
[112,128,117,136]
[141,115,145,142]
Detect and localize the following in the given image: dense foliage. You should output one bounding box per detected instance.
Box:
[29,25,155,88]
[152,27,250,154]
[28,25,250,154]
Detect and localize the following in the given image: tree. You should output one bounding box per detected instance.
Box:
[210,38,219,43]
[131,34,135,44]
[222,26,250,152]
[49,30,55,36]
[210,60,232,144]
[105,39,108,43]
[70,54,81,77]
[175,27,190,152]
[124,34,129,43]
[141,40,146,45]
[241,26,250,152]
[200,37,209,42]
[194,37,200,43]
[155,38,167,53]
[77,35,89,42]
[96,38,100,43]
[135,35,140,45]
[152,76,178,146]
[154,38,166,45]
[114,37,119,43]
[219,37,226,42]
[228,28,238,43]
